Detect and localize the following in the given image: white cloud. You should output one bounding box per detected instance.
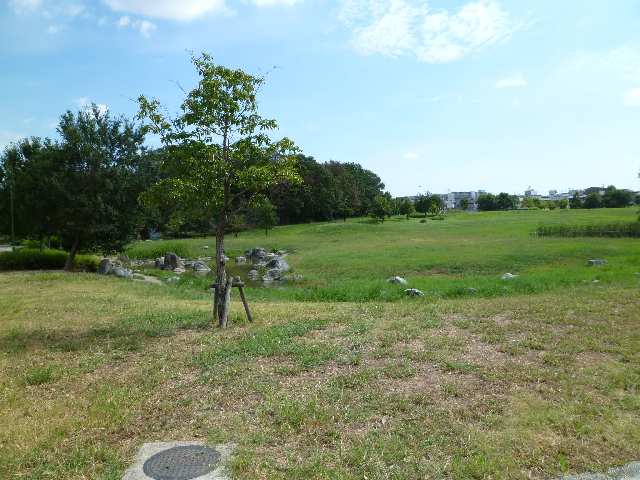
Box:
[9,0,42,14]
[74,97,109,115]
[104,0,226,21]
[116,15,157,37]
[47,24,63,34]
[251,0,299,5]
[340,0,520,63]
[403,151,419,159]
[623,87,640,107]
[117,15,131,26]
[495,72,527,88]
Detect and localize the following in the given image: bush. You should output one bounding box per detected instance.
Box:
[125,240,194,260]
[0,249,100,271]
[536,222,640,238]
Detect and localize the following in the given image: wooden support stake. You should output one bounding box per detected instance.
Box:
[238,285,253,323]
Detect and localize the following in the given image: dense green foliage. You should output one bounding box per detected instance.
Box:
[248,195,278,235]
[0,248,99,271]
[477,192,519,211]
[269,155,385,223]
[0,107,153,268]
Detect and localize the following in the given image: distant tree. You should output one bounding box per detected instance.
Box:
[138,53,300,327]
[428,194,445,215]
[635,193,640,206]
[556,198,569,209]
[569,192,582,209]
[414,194,430,217]
[496,192,517,210]
[369,195,391,222]
[248,195,278,236]
[398,198,414,219]
[459,198,470,210]
[602,185,633,208]
[477,193,497,211]
[583,192,602,209]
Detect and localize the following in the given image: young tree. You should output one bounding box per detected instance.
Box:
[569,192,582,209]
[427,194,445,215]
[583,192,602,209]
[459,198,470,210]
[477,193,497,211]
[248,195,278,236]
[496,192,517,210]
[398,198,414,219]
[369,195,391,222]
[138,53,300,327]
[414,194,430,217]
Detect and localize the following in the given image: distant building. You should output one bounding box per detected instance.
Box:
[438,191,480,210]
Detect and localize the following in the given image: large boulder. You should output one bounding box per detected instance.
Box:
[164,252,183,270]
[247,269,260,281]
[266,256,290,273]
[246,248,268,264]
[193,261,211,273]
[405,288,424,297]
[587,259,607,266]
[387,276,408,285]
[97,258,113,275]
[112,266,133,279]
[263,268,284,282]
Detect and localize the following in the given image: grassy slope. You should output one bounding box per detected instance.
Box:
[1,243,639,477]
[126,208,640,302]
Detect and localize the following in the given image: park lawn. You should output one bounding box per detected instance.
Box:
[1,271,639,479]
[125,208,640,302]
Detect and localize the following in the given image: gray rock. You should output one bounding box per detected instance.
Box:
[263,268,283,282]
[203,245,209,249]
[246,247,267,264]
[235,256,247,264]
[112,266,133,279]
[193,260,211,272]
[117,253,130,265]
[587,259,608,266]
[405,288,424,297]
[173,267,186,274]
[501,272,519,280]
[164,252,183,270]
[466,287,478,294]
[97,258,113,275]
[387,276,408,285]
[154,257,164,269]
[266,256,290,273]
[247,269,260,281]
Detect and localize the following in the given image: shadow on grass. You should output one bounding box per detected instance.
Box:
[0,310,213,354]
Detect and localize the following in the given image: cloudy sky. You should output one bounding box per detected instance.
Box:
[1,0,639,195]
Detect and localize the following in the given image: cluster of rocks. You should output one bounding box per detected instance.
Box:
[97,255,162,285]
[238,248,294,283]
[386,275,424,297]
[153,252,214,275]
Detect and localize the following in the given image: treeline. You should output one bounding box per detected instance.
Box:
[569,186,638,209]
[269,155,385,224]
[477,192,519,211]
[0,110,386,248]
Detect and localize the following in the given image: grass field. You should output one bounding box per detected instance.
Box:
[1,208,639,479]
[126,208,640,302]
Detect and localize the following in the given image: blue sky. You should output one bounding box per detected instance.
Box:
[1,0,639,196]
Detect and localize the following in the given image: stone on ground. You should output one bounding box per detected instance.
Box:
[387,276,408,285]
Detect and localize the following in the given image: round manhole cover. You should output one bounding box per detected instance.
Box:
[143,445,221,480]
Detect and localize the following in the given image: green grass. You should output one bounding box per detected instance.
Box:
[127,208,640,302]
[1,209,640,479]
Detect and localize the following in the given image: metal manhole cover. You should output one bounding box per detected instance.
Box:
[142,445,221,480]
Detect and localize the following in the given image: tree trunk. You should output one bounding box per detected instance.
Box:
[215,213,227,327]
[64,237,80,272]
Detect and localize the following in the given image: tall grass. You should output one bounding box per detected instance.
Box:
[536,222,640,238]
[0,249,99,271]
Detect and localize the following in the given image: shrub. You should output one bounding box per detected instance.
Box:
[536,222,640,238]
[0,249,100,271]
[125,240,194,260]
